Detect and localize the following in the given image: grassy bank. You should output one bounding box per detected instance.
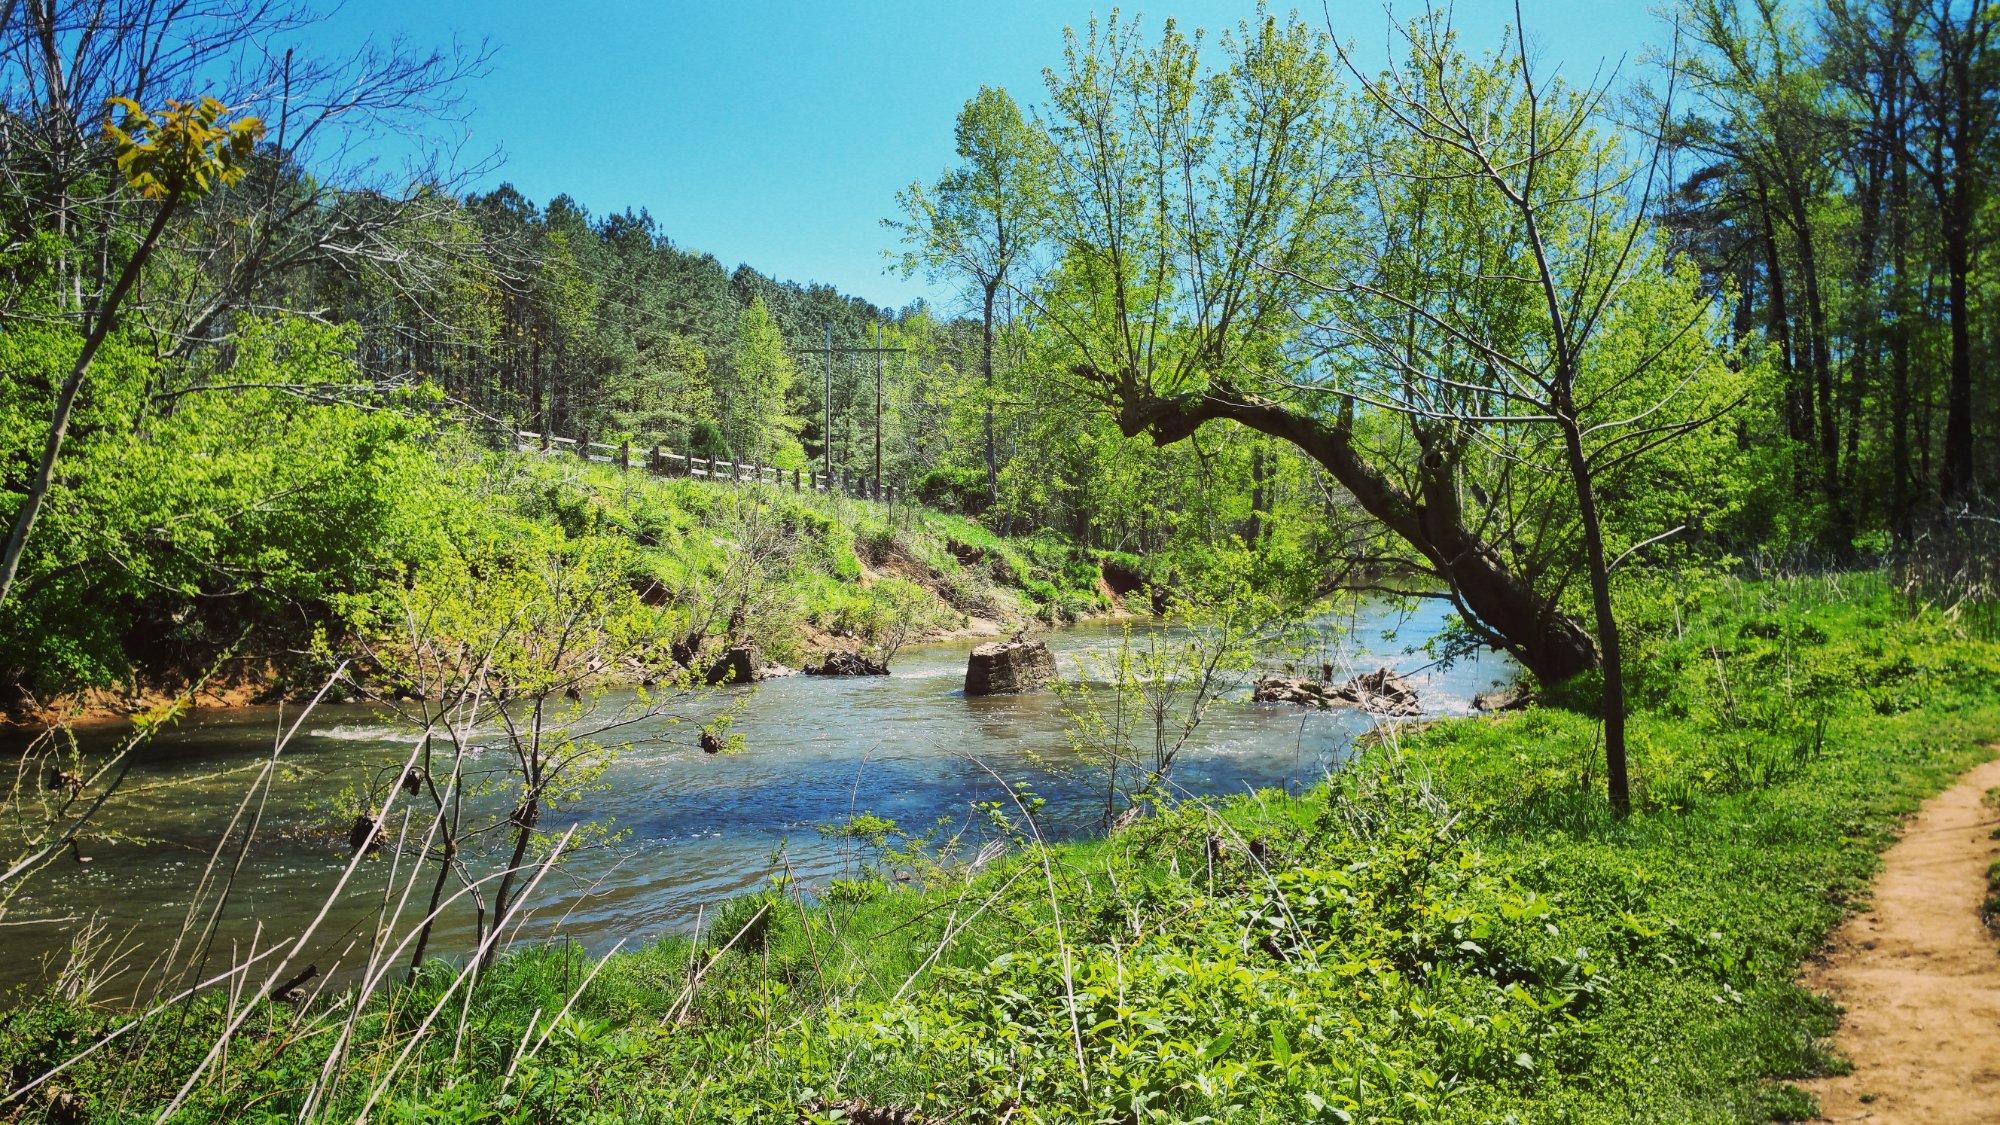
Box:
[2,417,1117,724]
[3,571,1996,1122]
[453,441,1117,660]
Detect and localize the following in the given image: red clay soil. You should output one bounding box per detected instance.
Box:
[1801,752,2000,1123]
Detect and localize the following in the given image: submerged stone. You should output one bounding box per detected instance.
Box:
[805,651,889,677]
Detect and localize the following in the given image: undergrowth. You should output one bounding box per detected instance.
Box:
[468,445,1112,665]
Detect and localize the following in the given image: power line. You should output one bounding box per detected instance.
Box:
[800,320,904,490]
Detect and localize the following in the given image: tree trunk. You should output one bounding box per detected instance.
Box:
[485,801,536,971]
[1939,183,1975,503]
[408,843,454,984]
[530,334,545,433]
[1890,88,1914,543]
[1783,183,1847,547]
[1247,441,1268,546]
[981,281,1000,512]
[1843,137,1884,502]
[1754,185,1806,494]
[1561,416,1630,814]
[1099,371,1598,685]
[1937,18,1983,505]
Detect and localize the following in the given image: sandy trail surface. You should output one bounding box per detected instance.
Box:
[1802,752,2000,1122]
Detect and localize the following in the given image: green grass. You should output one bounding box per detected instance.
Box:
[4,572,1996,1121]
[1985,789,2000,930]
[457,446,1110,665]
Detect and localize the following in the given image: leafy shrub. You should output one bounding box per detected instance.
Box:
[915,465,991,514]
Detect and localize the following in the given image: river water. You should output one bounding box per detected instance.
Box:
[0,600,1509,999]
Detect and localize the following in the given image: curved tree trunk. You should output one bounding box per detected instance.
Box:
[1095,370,1598,685]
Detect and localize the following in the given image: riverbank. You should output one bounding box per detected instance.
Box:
[0,600,1504,998]
[5,572,1995,1120]
[2,437,1131,729]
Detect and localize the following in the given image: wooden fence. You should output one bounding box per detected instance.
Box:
[509,428,901,504]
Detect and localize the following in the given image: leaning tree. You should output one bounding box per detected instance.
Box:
[1012,10,1747,808]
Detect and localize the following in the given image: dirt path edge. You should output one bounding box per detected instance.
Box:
[1801,750,2000,1123]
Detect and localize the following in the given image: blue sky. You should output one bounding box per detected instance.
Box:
[321,1,1670,313]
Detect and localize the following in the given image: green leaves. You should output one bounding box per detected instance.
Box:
[1268,1022,1293,1068]
[0,316,433,692]
[102,95,263,201]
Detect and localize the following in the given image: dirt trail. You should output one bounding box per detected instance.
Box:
[1802,752,2000,1122]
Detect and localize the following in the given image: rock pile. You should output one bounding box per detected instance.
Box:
[1252,665,1421,716]
[804,651,889,677]
[703,646,794,685]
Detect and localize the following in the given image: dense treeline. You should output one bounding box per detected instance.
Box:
[341,184,885,470]
[329,179,1322,562]
[0,1,1273,704]
[0,0,1993,716]
[1666,0,1997,548]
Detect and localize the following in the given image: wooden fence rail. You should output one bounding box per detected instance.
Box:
[508,427,900,505]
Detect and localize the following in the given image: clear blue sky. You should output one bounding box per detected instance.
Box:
[321,1,1670,313]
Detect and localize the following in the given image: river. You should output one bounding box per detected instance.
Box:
[0,599,1510,999]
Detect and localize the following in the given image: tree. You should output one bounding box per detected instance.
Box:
[1903,0,1995,503]
[893,86,1049,511]
[1321,12,1747,812]
[716,295,803,467]
[0,0,486,604]
[351,529,678,974]
[1016,11,1612,684]
[0,96,261,610]
[1679,0,1853,546]
[1669,0,1999,537]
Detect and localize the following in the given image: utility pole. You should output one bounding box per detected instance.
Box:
[823,322,833,482]
[801,320,903,496]
[873,321,885,492]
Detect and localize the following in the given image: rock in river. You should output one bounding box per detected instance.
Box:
[1473,680,1535,712]
[965,638,1056,695]
[1252,665,1420,716]
[805,651,889,677]
[705,646,795,685]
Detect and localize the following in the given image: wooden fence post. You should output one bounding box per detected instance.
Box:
[619,441,630,471]
[577,429,591,460]
[649,445,662,473]
[540,428,551,453]
[793,467,801,492]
